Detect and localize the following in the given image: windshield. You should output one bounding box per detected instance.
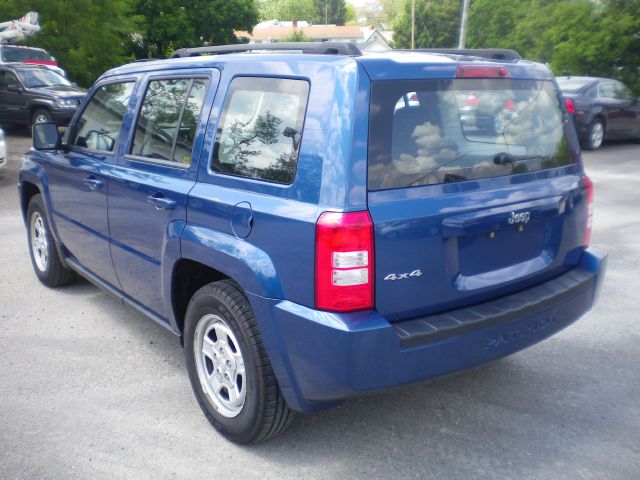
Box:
[1,46,50,62]
[16,69,71,88]
[368,79,575,190]
[556,78,593,94]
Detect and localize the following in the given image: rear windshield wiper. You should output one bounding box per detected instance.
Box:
[493,152,549,166]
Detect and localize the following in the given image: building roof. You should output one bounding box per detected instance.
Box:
[237,25,366,41]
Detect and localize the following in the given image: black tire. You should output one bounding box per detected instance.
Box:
[32,108,52,126]
[26,194,75,287]
[583,119,605,150]
[184,280,292,443]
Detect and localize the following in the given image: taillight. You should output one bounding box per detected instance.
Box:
[564,97,576,114]
[583,175,594,246]
[456,65,510,78]
[504,98,515,111]
[315,211,374,312]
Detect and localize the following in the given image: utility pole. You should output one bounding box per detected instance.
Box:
[458,0,470,49]
[411,0,415,49]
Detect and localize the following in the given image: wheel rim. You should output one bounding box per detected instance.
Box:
[30,211,49,272]
[34,113,48,124]
[194,314,247,418]
[591,122,604,148]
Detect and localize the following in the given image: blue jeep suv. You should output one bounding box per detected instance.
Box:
[20,43,607,443]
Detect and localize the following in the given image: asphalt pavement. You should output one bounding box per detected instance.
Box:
[0,128,638,479]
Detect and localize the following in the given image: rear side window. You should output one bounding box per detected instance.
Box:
[131,78,210,165]
[71,82,135,153]
[368,79,574,190]
[213,77,309,184]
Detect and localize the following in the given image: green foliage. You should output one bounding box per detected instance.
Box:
[258,0,315,21]
[282,30,310,42]
[391,0,640,94]
[344,3,357,24]
[132,0,259,58]
[392,0,460,48]
[467,0,640,94]
[313,0,347,26]
[0,0,134,87]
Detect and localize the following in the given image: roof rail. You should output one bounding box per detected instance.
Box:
[171,42,362,58]
[400,48,522,61]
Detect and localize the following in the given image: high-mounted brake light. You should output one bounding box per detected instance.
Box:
[583,175,594,246]
[456,65,510,78]
[564,97,576,114]
[316,211,374,312]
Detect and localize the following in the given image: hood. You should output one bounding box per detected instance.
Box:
[27,84,86,98]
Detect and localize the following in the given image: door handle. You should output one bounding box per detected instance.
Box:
[83,176,104,191]
[147,193,176,211]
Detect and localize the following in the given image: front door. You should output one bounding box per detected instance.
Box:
[0,70,29,124]
[108,71,217,321]
[46,80,137,289]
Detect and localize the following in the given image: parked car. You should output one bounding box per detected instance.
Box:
[0,63,85,126]
[20,43,606,443]
[0,127,6,170]
[0,45,66,77]
[557,76,640,150]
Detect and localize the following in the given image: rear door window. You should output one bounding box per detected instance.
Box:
[368,79,574,190]
[130,78,210,165]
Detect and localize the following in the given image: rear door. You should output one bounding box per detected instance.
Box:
[367,74,588,321]
[108,70,217,321]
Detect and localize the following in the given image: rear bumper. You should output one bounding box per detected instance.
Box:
[250,247,607,413]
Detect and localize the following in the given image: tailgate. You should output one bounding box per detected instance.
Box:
[367,76,589,321]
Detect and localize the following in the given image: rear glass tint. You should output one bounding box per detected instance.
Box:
[368,79,574,190]
[556,78,593,93]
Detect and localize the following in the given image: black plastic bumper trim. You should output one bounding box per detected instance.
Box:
[393,267,595,348]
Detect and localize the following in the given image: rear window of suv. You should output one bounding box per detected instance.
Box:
[368,79,574,190]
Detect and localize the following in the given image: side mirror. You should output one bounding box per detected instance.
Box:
[7,84,21,93]
[33,122,62,151]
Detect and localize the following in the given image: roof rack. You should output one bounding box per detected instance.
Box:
[171,42,362,58]
[401,48,522,61]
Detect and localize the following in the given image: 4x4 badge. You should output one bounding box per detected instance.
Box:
[384,270,423,281]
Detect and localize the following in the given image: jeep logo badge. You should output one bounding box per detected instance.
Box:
[508,211,531,225]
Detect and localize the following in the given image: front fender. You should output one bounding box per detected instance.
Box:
[180,223,283,299]
[26,98,56,111]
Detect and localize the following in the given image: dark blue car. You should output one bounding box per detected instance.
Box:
[19,43,607,443]
[557,76,640,150]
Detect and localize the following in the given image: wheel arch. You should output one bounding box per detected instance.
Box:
[171,258,229,336]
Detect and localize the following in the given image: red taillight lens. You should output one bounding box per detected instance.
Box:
[564,97,576,114]
[504,98,515,111]
[456,65,510,78]
[583,175,594,246]
[315,211,374,312]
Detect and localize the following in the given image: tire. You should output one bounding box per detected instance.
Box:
[184,280,292,443]
[583,119,605,150]
[32,108,52,126]
[27,194,75,287]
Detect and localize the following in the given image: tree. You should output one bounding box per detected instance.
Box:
[392,0,460,49]
[313,0,347,26]
[258,0,315,21]
[133,0,259,58]
[0,0,134,87]
[467,0,640,94]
